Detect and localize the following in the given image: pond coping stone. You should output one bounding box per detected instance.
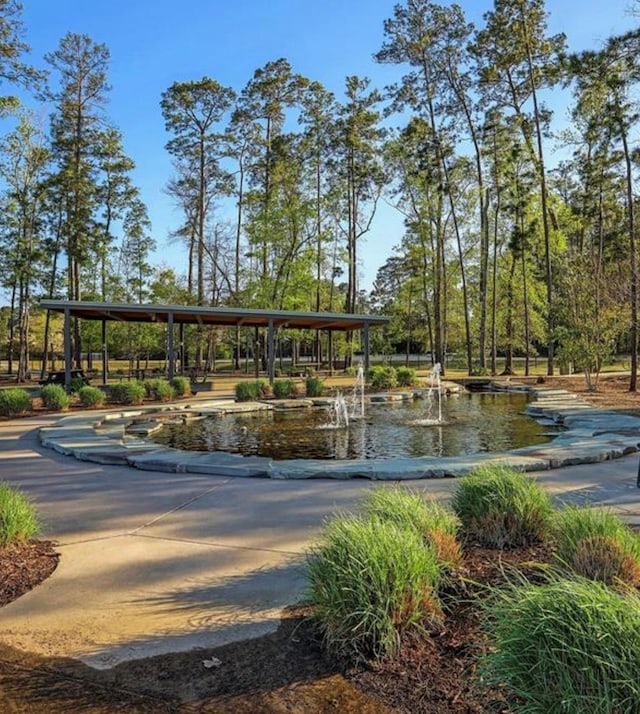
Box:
[36,381,640,479]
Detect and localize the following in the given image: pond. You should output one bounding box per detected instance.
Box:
[152,391,559,461]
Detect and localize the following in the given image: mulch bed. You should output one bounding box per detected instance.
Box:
[349,544,550,713]
[0,540,59,607]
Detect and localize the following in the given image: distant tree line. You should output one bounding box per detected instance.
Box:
[0,0,639,386]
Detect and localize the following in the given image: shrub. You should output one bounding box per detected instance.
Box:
[363,488,461,569]
[67,375,86,394]
[306,515,443,663]
[396,366,417,387]
[235,380,271,401]
[170,376,191,397]
[368,365,397,390]
[553,507,640,587]
[41,384,70,411]
[451,465,554,548]
[0,388,31,417]
[482,576,640,713]
[235,381,259,401]
[0,482,39,545]
[143,378,157,397]
[77,386,106,408]
[273,379,298,399]
[143,378,175,402]
[109,381,145,405]
[305,376,324,397]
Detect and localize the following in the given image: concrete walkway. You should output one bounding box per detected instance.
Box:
[1,409,640,671]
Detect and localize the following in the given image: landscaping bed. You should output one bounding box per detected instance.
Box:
[0,540,59,607]
[0,542,551,713]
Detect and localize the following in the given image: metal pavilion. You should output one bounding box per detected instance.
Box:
[39,300,390,386]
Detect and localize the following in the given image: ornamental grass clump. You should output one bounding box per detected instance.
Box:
[169,376,191,397]
[235,380,270,401]
[396,366,417,387]
[77,386,105,408]
[368,365,397,390]
[110,381,145,405]
[307,515,443,663]
[272,379,298,399]
[482,576,640,714]
[143,378,175,402]
[451,465,554,548]
[553,506,640,587]
[0,482,39,545]
[235,381,259,401]
[305,376,324,397]
[363,488,461,569]
[0,388,31,417]
[40,384,70,411]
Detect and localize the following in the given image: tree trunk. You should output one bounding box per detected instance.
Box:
[621,125,637,391]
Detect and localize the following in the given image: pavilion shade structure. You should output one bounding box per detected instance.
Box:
[39,300,390,385]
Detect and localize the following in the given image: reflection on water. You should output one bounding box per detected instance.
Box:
[153,392,559,461]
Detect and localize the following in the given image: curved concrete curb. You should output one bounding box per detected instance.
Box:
[38,386,640,479]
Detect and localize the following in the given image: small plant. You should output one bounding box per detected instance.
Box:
[67,375,86,394]
[471,364,489,377]
[396,366,417,387]
[143,378,175,402]
[109,381,145,405]
[0,388,31,417]
[41,384,70,411]
[451,465,554,548]
[368,365,398,390]
[77,386,106,408]
[235,381,259,401]
[170,376,191,397]
[363,488,461,568]
[257,379,272,398]
[0,482,39,545]
[307,514,443,663]
[305,376,324,397]
[482,576,640,713]
[553,507,640,586]
[235,380,271,401]
[273,379,298,399]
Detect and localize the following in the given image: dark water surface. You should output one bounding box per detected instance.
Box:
[153,392,558,460]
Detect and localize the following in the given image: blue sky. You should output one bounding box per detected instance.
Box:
[18,0,640,291]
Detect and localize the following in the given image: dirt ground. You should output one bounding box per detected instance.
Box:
[548,373,640,413]
[0,372,638,713]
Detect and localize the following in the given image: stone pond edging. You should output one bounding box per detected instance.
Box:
[37,384,640,480]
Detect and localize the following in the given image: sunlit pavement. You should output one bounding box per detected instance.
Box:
[0,409,639,669]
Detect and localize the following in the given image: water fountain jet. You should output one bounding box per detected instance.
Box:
[349,362,366,420]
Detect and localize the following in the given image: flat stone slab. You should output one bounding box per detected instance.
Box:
[125,420,164,436]
[272,399,314,409]
[185,453,271,477]
[267,453,550,480]
[125,449,207,472]
[72,444,161,465]
[369,392,413,402]
[197,401,273,415]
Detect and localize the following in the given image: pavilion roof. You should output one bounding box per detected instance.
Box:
[39,300,390,331]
